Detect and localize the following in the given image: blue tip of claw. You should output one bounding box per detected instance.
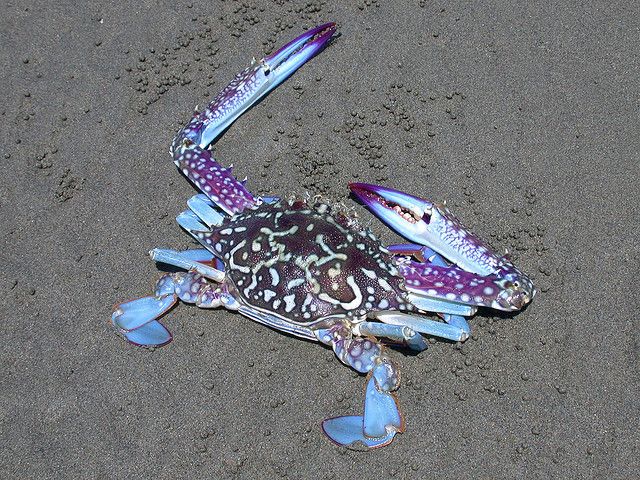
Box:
[265,23,336,82]
[322,373,403,450]
[349,183,431,244]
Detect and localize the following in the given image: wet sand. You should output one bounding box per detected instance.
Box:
[1,1,638,478]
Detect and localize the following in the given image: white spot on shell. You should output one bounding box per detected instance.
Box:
[283,294,296,313]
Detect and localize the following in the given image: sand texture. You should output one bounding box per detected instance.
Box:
[1,1,638,478]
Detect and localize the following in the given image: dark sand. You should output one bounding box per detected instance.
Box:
[2,1,638,478]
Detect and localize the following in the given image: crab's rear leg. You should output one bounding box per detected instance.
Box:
[315,324,404,449]
[112,249,225,347]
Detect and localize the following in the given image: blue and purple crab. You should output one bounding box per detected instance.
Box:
[112,23,535,450]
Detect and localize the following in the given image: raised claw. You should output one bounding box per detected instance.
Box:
[176,22,336,151]
[349,183,536,311]
[170,23,336,215]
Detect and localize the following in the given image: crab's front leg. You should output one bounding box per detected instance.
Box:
[387,243,472,335]
[314,323,405,450]
[170,23,336,215]
[350,183,536,312]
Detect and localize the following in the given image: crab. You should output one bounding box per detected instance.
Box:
[112,22,536,450]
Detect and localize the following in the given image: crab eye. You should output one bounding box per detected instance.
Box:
[513,281,520,288]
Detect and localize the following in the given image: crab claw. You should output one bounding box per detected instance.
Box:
[262,22,336,91]
[181,22,336,150]
[350,183,536,311]
[171,23,336,215]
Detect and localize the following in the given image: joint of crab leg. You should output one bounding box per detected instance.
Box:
[316,324,382,373]
[195,285,223,309]
[353,321,428,352]
[374,311,469,342]
[150,248,225,283]
[174,145,257,215]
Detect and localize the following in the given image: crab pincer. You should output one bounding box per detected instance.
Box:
[349,182,536,310]
[171,22,336,215]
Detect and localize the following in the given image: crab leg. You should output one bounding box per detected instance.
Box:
[150,248,224,282]
[112,246,228,347]
[170,24,336,215]
[354,321,428,351]
[388,244,471,335]
[187,194,226,228]
[372,311,468,342]
[404,293,477,316]
[315,324,404,450]
[350,183,536,311]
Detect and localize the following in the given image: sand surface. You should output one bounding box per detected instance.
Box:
[1,1,638,478]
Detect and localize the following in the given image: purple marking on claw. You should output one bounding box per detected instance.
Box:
[349,183,501,275]
[398,260,528,311]
[171,23,336,151]
[174,145,257,215]
[350,183,535,310]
